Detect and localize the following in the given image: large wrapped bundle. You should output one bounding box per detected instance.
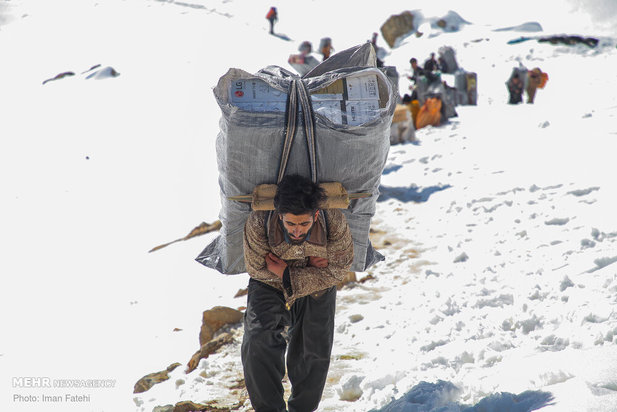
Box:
[437,46,459,74]
[422,81,457,121]
[454,69,478,105]
[196,43,396,274]
[390,104,415,144]
[416,97,442,129]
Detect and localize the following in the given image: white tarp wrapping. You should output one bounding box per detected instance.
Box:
[196,43,396,274]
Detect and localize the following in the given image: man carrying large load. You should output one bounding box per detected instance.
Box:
[242,174,353,411]
[196,42,396,411]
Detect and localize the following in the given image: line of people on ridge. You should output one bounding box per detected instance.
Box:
[267,7,383,68]
[401,51,458,133]
[287,33,387,77]
[408,52,449,86]
[288,38,335,63]
[267,6,333,61]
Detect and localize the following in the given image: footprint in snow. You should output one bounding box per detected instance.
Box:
[587,256,617,273]
[544,217,570,226]
[567,187,600,197]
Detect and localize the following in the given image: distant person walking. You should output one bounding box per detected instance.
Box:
[438,55,449,74]
[296,40,313,59]
[526,67,547,103]
[319,37,334,61]
[506,73,523,104]
[266,6,278,34]
[370,32,385,67]
[423,52,440,84]
[407,57,424,84]
[423,52,439,72]
[288,41,319,76]
[507,73,524,104]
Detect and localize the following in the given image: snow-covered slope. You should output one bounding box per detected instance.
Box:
[1,0,616,411]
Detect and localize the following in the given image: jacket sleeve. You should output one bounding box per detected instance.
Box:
[243,212,282,286]
[286,209,354,300]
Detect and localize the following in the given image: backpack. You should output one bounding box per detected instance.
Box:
[416,97,442,129]
[538,72,549,89]
[196,43,396,274]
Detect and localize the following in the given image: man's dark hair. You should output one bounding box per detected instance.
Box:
[274,174,326,215]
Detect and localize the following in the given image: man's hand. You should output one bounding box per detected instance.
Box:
[266,253,287,279]
[308,256,328,268]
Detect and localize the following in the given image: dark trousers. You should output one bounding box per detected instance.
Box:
[241,278,337,412]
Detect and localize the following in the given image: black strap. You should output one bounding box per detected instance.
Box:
[277,80,299,184]
[296,80,317,183]
[276,78,318,185]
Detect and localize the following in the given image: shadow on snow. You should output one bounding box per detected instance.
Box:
[271,32,292,41]
[371,380,555,412]
[378,184,452,203]
[382,164,403,175]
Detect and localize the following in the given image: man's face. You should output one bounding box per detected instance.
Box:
[279,211,319,245]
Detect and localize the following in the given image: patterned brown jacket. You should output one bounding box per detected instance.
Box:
[243,208,354,304]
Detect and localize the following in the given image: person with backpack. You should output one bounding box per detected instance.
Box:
[507,72,524,104]
[287,40,320,76]
[438,55,449,74]
[423,52,440,84]
[407,57,425,84]
[526,67,547,103]
[266,7,278,34]
[370,32,385,67]
[241,174,354,412]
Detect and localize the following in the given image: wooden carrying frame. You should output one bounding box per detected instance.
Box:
[228,182,370,211]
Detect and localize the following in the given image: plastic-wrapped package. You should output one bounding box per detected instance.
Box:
[196,43,396,274]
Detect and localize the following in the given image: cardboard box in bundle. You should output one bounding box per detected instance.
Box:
[311,99,344,124]
[229,73,382,124]
[311,74,379,101]
[311,80,345,99]
[229,79,287,112]
[312,98,380,126]
[344,100,380,126]
[229,79,287,103]
[311,73,381,125]
[345,75,379,100]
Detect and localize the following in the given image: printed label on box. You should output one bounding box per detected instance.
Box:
[345,75,379,100]
[230,79,287,103]
[345,100,380,126]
